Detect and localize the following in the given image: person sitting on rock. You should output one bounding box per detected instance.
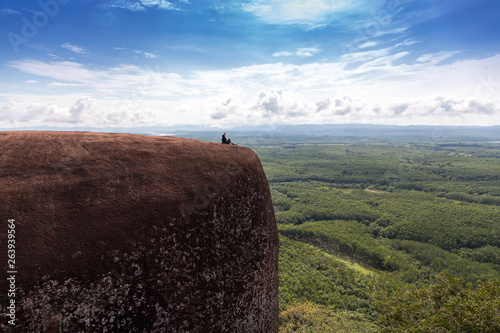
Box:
[222,133,237,145]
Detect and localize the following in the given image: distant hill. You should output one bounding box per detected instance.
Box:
[3,124,498,143]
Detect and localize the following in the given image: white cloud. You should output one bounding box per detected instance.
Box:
[272,51,294,57]
[358,41,378,49]
[368,26,409,38]
[120,2,146,11]
[0,8,21,15]
[6,60,194,100]
[340,47,392,64]
[395,39,419,48]
[4,51,500,127]
[243,0,394,28]
[243,0,355,27]
[174,52,500,125]
[133,50,159,58]
[273,47,321,58]
[0,97,157,127]
[383,97,500,120]
[416,51,461,65]
[61,43,88,54]
[356,51,409,69]
[315,96,366,115]
[339,27,410,55]
[46,53,63,60]
[141,0,176,10]
[48,82,85,87]
[296,48,322,57]
[8,60,104,84]
[103,0,188,11]
[172,92,500,127]
[144,52,159,59]
[251,89,310,118]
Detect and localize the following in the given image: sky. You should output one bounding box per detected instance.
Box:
[0,0,499,128]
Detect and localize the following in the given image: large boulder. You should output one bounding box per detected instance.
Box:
[0,131,278,332]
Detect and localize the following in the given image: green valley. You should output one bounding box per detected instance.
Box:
[250,136,500,332]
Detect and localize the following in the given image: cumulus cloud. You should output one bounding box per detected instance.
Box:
[0,100,68,124]
[169,91,500,127]
[0,97,156,127]
[12,51,499,109]
[68,97,93,122]
[0,101,18,122]
[61,43,88,54]
[251,90,310,119]
[4,50,500,127]
[315,96,366,116]
[4,91,495,128]
[174,90,314,126]
[385,97,500,117]
[141,0,176,9]
[209,98,241,121]
[315,99,330,112]
[111,2,146,11]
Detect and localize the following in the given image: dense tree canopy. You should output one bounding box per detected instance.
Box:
[252,140,500,331]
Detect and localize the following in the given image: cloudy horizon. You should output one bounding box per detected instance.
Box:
[1,0,499,128]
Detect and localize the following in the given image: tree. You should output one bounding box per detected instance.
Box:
[377,273,500,333]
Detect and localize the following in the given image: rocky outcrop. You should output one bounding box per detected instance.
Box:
[0,131,278,332]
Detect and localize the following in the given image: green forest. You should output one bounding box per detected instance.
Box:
[249,136,500,332]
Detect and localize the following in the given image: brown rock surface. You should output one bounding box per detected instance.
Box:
[0,131,278,332]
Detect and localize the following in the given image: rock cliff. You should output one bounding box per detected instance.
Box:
[0,131,278,332]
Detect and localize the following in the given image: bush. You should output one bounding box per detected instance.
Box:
[280,301,379,333]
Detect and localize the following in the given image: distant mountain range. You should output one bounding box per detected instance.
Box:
[2,124,499,142]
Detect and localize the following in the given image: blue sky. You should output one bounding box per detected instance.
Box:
[0,0,499,128]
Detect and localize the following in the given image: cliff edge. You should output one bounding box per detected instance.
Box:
[0,131,278,332]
